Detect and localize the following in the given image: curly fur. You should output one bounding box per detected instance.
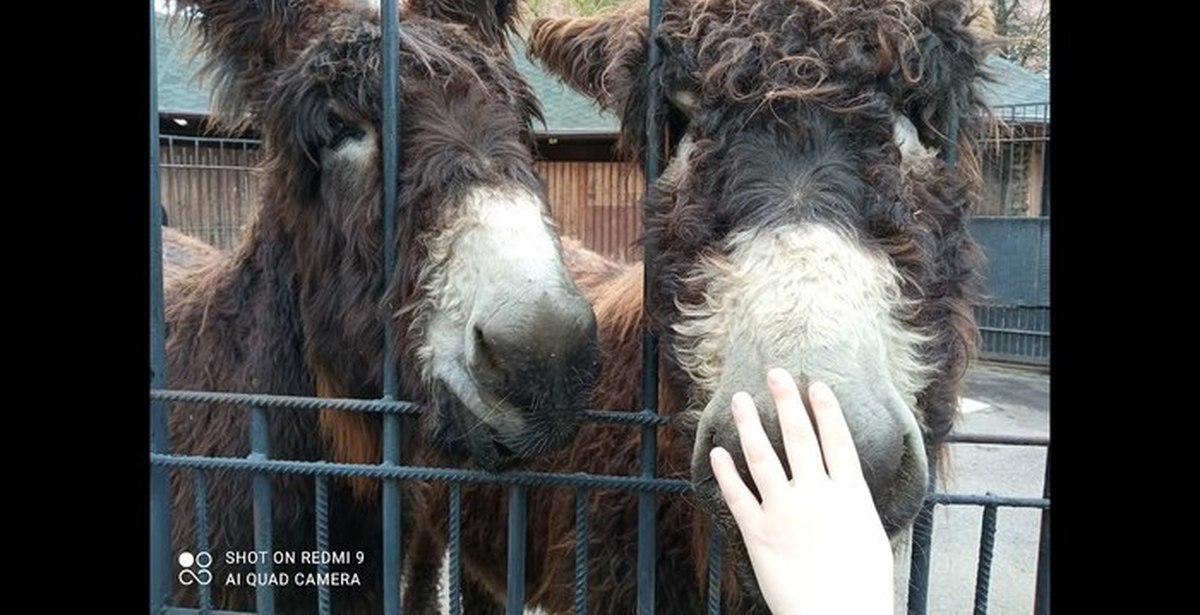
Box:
[417,0,994,612]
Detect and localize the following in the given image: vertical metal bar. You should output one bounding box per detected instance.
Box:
[380,1,404,613]
[706,526,723,614]
[972,503,998,615]
[574,488,589,614]
[1040,139,1050,218]
[1033,449,1050,615]
[149,3,172,613]
[250,406,275,614]
[506,486,528,615]
[906,500,935,615]
[449,484,463,615]
[193,471,213,614]
[943,106,960,168]
[316,475,331,615]
[638,0,665,610]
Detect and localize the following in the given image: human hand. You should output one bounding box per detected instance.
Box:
[709,368,894,615]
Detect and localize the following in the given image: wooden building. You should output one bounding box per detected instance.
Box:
[155,12,1046,260]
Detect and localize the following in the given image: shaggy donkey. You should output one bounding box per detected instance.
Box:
[159,0,600,612]
[408,0,993,612]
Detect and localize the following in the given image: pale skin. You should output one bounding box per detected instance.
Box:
[710,368,894,615]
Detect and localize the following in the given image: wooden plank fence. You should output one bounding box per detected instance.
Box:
[158,136,645,260]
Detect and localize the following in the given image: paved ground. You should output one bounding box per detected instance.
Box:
[921,361,1050,614]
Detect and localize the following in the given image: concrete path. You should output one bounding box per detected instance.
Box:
[919,361,1050,614]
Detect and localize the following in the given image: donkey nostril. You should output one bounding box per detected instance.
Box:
[473,325,499,371]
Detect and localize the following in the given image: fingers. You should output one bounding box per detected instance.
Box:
[807,381,864,483]
[710,446,763,527]
[766,368,824,483]
[730,391,790,502]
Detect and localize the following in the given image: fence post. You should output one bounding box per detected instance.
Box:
[149,2,171,613]
[507,486,529,615]
[1033,449,1050,615]
[380,1,404,612]
[637,0,666,612]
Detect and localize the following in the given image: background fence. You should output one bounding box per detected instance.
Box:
[971,102,1051,365]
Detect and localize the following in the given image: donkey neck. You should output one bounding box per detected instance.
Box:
[164,215,312,397]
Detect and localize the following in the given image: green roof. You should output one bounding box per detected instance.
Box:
[510,38,620,135]
[153,12,619,133]
[155,13,212,115]
[980,55,1050,121]
[155,12,1047,130]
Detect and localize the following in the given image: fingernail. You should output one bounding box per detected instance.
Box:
[810,381,830,400]
[767,368,790,386]
[731,392,752,414]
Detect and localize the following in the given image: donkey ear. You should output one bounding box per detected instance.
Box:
[174,0,366,129]
[527,5,650,111]
[407,0,521,48]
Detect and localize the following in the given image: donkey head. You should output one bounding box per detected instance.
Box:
[530,0,988,556]
[177,0,601,474]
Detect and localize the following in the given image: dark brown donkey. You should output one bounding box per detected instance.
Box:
[159,1,600,612]
[408,0,994,612]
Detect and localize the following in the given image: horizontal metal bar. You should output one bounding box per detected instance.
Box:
[151,390,419,413]
[165,609,252,615]
[978,326,1050,337]
[944,433,1050,446]
[162,136,263,148]
[158,163,259,171]
[150,390,672,425]
[928,493,1049,508]
[978,352,1050,367]
[583,410,672,426]
[150,454,693,493]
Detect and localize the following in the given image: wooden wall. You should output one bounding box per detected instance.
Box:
[159,136,263,251]
[158,136,646,260]
[537,160,644,263]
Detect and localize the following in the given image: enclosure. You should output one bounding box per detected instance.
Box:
[149,1,1051,613]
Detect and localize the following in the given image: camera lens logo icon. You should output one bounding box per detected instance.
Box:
[178,551,213,586]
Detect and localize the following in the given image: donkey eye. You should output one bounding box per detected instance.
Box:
[326,114,365,150]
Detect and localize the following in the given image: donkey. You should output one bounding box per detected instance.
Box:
[407,0,993,611]
[158,1,601,612]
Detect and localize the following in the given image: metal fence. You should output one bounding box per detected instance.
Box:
[908,434,1050,614]
[979,103,1049,218]
[158,135,262,251]
[970,213,1051,365]
[149,2,1049,614]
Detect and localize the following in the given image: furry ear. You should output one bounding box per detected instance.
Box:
[527,5,650,111]
[896,0,993,144]
[173,0,370,130]
[407,0,522,49]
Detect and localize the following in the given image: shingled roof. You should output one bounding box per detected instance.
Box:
[154,12,1048,132]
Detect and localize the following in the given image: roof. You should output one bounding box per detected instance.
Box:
[153,12,620,134]
[509,39,620,135]
[155,13,212,116]
[155,12,1048,130]
[980,55,1050,122]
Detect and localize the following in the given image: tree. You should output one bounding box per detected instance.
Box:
[990,0,1050,76]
